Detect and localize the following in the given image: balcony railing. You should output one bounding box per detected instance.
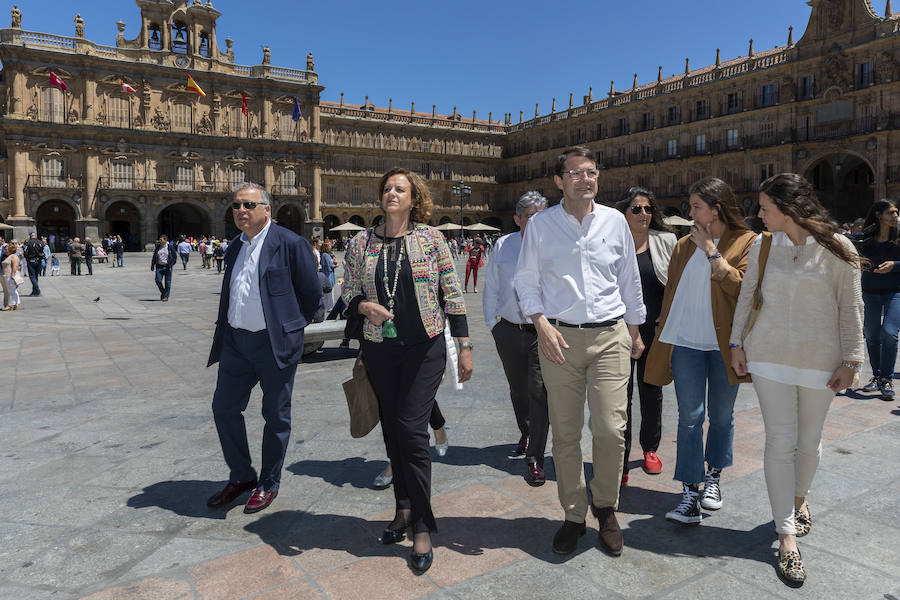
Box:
[95,177,311,196]
[25,174,82,189]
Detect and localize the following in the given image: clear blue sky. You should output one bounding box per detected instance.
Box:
[14,0,819,118]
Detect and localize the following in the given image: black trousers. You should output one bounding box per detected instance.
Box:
[624,321,663,473]
[363,334,446,534]
[491,320,549,466]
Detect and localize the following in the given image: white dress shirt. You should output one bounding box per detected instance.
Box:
[228,219,272,332]
[658,240,720,351]
[514,200,646,325]
[482,231,529,330]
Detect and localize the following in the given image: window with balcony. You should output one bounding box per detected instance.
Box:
[42,157,66,187]
[759,84,777,107]
[617,117,628,136]
[112,162,134,189]
[640,144,651,161]
[799,75,815,100]
[667,139,678,157]
[228,167,247,190]
[695,100,708,120]
[760,163,775,183]
[172,103,191,133]
[279,169,297,194]
[174,165,194,190]
[594,123,604,139]
[855,61,874,88]
[726,92,742,114]
[278,112,295,139]
[326,186,336,203]
[667,174,679,194]
[760,122,775,143]
[351,187,362,204]
[108,96,130,128]
[696,134,707,153]
[726,128,740,148]
[41,87,65,123]
[641,112,653,131]
[231,107,247,137]
[667,106,678,125]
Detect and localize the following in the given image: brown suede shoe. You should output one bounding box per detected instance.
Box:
[551,520,586,555]
[591,504,623,556]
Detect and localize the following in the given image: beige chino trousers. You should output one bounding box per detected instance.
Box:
[539,320,632,522]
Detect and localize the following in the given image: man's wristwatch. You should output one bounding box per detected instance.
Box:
[459,341,474,351]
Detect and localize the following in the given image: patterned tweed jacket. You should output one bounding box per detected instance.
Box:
[341,224,466,342]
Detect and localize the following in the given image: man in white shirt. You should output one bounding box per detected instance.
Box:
[514,146,646,557]
[206,182,322,515]
[483,191,550,486]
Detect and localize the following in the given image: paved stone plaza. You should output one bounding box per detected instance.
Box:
[1,253,899,600]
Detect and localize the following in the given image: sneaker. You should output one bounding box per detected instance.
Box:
[700,468,723,510]
[879,378,895,400]
[643,451,663,474]
[666,484,701,524]
[861,376,880,393]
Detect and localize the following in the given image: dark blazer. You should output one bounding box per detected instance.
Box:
[150,242,177,270]
[207,221,322,370]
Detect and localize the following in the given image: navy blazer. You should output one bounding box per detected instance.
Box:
[207,222,323,370]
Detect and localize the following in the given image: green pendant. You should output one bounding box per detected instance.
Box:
[382,319,398,338]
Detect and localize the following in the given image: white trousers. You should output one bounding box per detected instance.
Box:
[752,374,834,535]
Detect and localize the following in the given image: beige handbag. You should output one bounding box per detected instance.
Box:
[742,232,773,340]
[12,272,25,286]
[342,352,379,438]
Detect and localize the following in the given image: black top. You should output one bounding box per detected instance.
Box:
[637,249,665,327]
[374,235,430,345]
[860,240,900,293]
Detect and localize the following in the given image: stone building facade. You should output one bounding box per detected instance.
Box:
[0,0,897,250]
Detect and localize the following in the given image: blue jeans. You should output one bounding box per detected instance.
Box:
[154,265,173,299]
[862,291,900,379]
[116,252,124,267]
[671,345,740,484]
[27,259,41,295]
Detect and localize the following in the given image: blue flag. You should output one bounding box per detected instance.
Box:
[292,98,302,121]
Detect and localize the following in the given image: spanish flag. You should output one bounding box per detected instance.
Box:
[186,75,206,97]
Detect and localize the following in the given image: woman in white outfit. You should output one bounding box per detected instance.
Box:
[1,242,21,310]
[730,173,864,587]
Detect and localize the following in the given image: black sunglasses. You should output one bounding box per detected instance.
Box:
[630,205,654,215]
[231,201,267,210]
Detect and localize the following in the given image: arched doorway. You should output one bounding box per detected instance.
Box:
[323,214,340,236]
[223,207,240,240]
[275,204,305,236]
[158,203,209,241]
[348,215,365,227]
[438,215,453,224]
[371,214,383,227]
[804,154,875,222]
[105,201,142,251]
[35,200,76,252]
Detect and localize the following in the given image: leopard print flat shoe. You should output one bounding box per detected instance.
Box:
[794,503,811,537]
[777,548,806,587]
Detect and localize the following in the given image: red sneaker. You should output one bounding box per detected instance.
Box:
[621,473,629,487]
[643,451,663,474]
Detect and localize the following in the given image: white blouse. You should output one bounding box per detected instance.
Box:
[658,240,719,351]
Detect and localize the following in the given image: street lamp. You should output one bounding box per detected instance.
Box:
[451,180,471,237]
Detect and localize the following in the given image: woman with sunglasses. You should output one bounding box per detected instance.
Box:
[616,188,676,483]
[645,177,756,524]
[341,167,472,574]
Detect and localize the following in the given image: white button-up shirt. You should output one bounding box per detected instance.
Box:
[514,200,645,326]
[482,231,529,330]
[227,219,272,332]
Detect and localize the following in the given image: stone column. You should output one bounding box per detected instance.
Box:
[261,95,270,139]
[10,70,25,117]
[6,144,35,239]
[311,103,320,142]
[84,78,97,123]
[305,163,324,238]
[264,161,275,190]
[78,150,100,241]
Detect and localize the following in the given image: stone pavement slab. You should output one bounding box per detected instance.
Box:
[0,252,898,599]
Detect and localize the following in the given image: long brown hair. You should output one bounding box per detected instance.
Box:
[377,167,433,224]
[760,173,863,267]
[689,177,749,232]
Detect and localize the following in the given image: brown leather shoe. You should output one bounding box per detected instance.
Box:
[243,489,278,514]
[527,460,546,486]
[207,479,257,508]
[552,520,586,555]
[591,504,623,556]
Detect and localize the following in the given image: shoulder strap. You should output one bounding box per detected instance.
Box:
[757,232,773,285]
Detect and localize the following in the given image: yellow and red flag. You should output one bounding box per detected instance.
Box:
[120,79,136,93]
[241,91,248,115]
[186,75,206,97]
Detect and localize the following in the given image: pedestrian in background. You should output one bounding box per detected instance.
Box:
[1,241,20,310]
[84,237,94,276]
[464,237,484,293]
[23,232,45,296]
[177,236,192,270]
[69,237,84,276]
[114,235,125,267]
[151,235,176,301]
[730,173,864,586]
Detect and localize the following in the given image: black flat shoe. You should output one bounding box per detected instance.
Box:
[409,548,433,573]
[380,525,406,545]
[552,520,586,555]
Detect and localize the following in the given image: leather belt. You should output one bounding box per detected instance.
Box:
[549,317,620,329]
[500,318,535,331]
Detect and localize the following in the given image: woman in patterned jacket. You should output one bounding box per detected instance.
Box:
[341,167,473,574]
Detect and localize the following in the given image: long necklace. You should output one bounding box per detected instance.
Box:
[380,235,404,338]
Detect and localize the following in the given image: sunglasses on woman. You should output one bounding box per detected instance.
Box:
[630,205,654,215]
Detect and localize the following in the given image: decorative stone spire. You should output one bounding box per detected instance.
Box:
[588,86,593,101]
[388,98,392,112]
[788,25,794,45]
[488,111,492,123]
[749,38,754,57]
[715,48,721,67]
[452,106,457,118]
[569,92,573,108]
[472,109,476,122]
[410,100,414,114]
[519,110,523,123]
[887,0,894,17]
[340,92,344,107]
[685,58,690,75]
[657,66,663,83]
[432,104,436,118]
[609,80,615,96]
[551,98,556,112]
[632,73,638,89]
[535,103,539,117]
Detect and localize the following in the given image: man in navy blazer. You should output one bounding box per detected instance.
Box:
[206,182,322,514]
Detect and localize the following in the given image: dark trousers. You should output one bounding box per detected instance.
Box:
[70,256,82,275]
[491,320,549,466]
[27,259,41,294]
[212,326,297,491]
[85,256,93,276]
[624,322,663,473]
[363,335,446,534]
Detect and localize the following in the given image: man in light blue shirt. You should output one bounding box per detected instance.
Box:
[176,237,192,270]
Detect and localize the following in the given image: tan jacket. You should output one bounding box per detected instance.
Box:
[644,227,757,387]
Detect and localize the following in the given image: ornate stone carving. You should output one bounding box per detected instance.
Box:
[10,4,21,28]
[781,76,796,102]
[26,103,36,120]
[878,51,899,82]
[96,111,105,125]
[151,108,169,131]
[68,109,79,123]
[262,45,271,66]
[826,0,844,30]
[133,113,143,127]
[197,112,212,134]
[74,14,85,38]
[250,126,259,138]
[824,54,849,89]
[220,119,229,135]
[307,52,315,72]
